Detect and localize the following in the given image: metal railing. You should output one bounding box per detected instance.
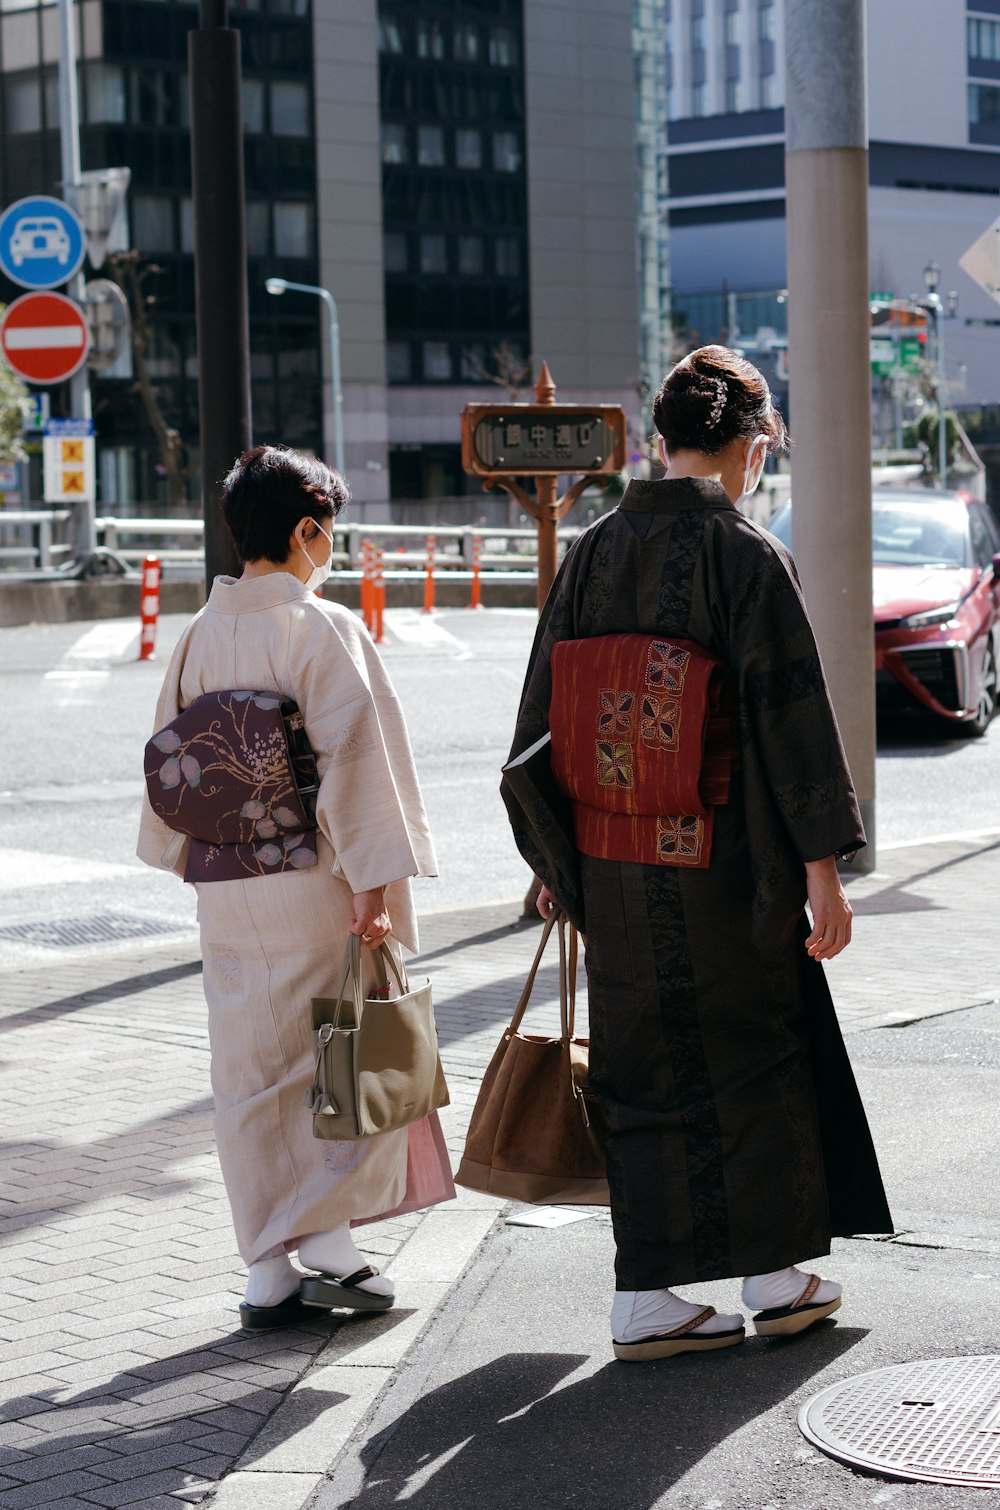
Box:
[0,512,586,575]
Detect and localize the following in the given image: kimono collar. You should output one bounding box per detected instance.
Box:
[619,477,735,513]
[206,571,314,614]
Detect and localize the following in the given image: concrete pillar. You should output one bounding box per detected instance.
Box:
[785,0,875,869]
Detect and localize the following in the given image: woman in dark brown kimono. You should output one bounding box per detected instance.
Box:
[501,346,892,1362]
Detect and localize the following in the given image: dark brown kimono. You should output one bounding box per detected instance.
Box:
[502,477,892,1290]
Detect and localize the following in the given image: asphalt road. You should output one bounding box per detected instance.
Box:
[1,606,998,969]
[319,1001,1000,1510]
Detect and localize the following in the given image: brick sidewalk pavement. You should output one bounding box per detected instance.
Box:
[0,833,996,1508]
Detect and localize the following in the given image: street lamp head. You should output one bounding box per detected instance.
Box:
[265,277,288,296]
[923,260,940,294]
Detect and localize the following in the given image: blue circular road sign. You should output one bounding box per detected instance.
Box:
[0,196,86,290]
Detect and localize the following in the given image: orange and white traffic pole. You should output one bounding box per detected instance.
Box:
[422,533,436,614]
[373,546,385,643]
[138,554,161,661]
[360,538,374,632]
[468,533,483,610]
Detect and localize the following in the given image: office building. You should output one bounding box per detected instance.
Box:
[665,0,1000,416]
[0,0,646,513]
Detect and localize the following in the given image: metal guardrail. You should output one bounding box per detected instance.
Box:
[1,512,587,573]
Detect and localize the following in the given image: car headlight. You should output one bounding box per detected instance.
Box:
[899,602,961,629]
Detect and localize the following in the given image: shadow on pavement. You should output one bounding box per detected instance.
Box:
[347,1327,868,1508]
[0,957,202,1037]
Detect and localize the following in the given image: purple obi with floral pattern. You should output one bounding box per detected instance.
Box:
[144,690,320,883]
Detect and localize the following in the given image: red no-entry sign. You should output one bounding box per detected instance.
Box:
[0,290,90,384]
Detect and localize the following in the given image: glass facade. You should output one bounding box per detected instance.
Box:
[969,16,1000,61]
[0,0,322,505]
[377,0,529,387]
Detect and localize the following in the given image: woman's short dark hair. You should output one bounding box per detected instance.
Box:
[652,345,788,458]
[221,445,349,564]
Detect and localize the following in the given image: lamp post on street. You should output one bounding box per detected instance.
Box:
[265,277,345,477]
[922,260,959,489]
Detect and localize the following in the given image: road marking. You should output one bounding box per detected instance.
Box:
[41,620,139,705]
[0,779,144,805]
[384,609,472,657]
[881,826,1000,850]
[0,847,140,892]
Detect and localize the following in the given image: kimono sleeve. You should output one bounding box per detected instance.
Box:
[725,529,866,863]
[289,604,437,894]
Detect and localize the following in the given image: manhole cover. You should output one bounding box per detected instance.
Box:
[799,1355,1000,1486]
[0,913,187,949]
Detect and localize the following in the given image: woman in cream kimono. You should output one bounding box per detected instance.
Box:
[138,444,454,1329]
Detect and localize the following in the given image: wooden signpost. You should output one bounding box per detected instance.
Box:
[461,362,627,609]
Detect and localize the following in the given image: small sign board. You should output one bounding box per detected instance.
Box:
[43,417,95,504]
[0,291,90,385]
[462,403,627,477]
[0,195,86,290]
[959,215,1000,306]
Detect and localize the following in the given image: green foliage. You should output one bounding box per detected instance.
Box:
[0,324,32,464]
[904,408,962,476]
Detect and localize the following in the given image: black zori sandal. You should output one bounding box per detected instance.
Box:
[300,1264,394,1313]
[239,1293,313,1332]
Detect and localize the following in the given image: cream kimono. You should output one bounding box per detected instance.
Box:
[138,571,454,1264]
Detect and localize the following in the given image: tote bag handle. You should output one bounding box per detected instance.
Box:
[331,936,410,1028]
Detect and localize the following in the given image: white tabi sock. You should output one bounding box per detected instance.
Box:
[244,1254,300,1308]
[611,1288,743,1345]
[741,1265,842,1312]
[297,1224,395,1298]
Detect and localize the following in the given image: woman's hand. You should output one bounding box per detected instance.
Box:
[804,856,853,961]
[536,883,559,921]
[350,887,391,949]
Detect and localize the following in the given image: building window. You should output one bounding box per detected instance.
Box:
[460,343,488,380]
[246,200,271,256]
[493,130,522,172]
[420,234,447,274]
[384,232,408,273]
[180,198,194,254]
[455,128,482,170]
[417,125,446,167]
[690,80,705,116]
[131,68,177,127]
[489,26,517,67]
[423,341,452,381]
[271,80,309,136]
[417,21,445,60]
[759,0,776,41]
[724,7,740,45]
[495,236,520,277]
[386,341,411,383]
[454,23,480,62]
[725,79,742,112]
[968,17,1000,60]
[381,123,408,164]
[458,235,483,276]
[273,201,313,258]
[243,77,266,133]
[759,71,778,108]
[3,74,41,133]
[690,12,707,50]
[83,61,127,125]
[132,195,176,253]
[379,19,404,54]
[970,82,1000,126]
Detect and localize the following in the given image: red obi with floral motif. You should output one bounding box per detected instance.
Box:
[549,635,737,869]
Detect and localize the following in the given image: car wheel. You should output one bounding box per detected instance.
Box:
[956,638,998,738]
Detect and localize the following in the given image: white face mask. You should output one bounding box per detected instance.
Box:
[299,522,334,590]
[735,435,768,506]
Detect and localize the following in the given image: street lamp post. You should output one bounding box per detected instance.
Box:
[922,261,959,490]
[265,278,345,477]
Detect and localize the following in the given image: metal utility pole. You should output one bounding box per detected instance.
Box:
[56,0,95,560]
[785,0,876,870]
[265,278,345,475]
[189,0,248,593]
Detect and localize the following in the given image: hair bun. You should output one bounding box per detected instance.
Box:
[668,370,728,430]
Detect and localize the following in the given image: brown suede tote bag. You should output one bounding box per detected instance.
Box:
[455,911,609,1206]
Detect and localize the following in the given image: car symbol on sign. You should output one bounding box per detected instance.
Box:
[9,217,71,267]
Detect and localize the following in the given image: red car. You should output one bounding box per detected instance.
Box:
[768,489,1000,737]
